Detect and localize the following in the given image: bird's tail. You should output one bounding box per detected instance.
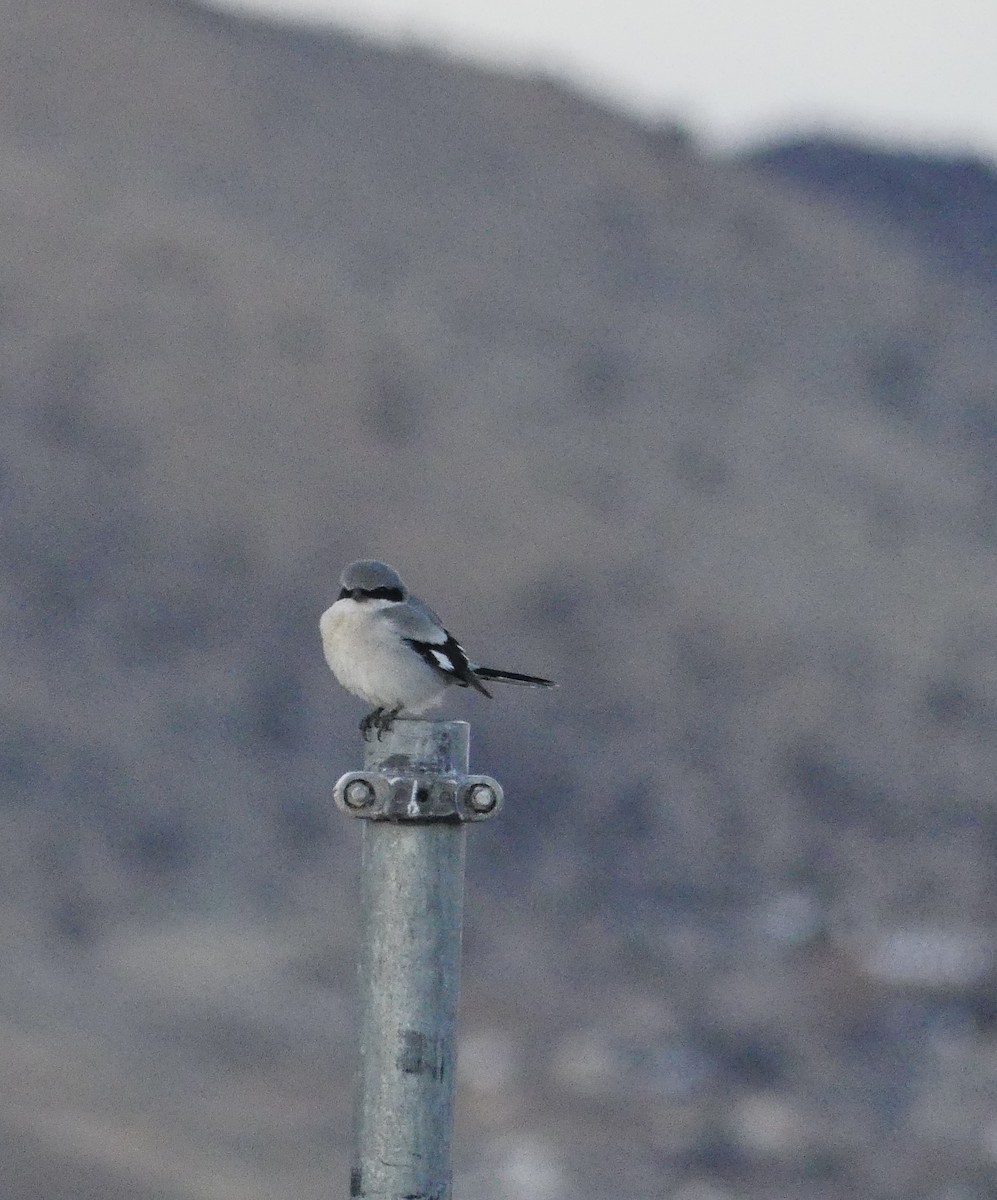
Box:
[472,666,558,688]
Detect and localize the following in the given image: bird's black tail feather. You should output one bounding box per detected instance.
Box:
[473,666,557,688]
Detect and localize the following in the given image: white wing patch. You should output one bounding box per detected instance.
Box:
[430,648,457,672]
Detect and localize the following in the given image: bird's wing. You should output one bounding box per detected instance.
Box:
[393,597,491,697]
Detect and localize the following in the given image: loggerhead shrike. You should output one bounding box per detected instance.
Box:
[320,559,557,737]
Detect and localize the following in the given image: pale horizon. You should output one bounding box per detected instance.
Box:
[204,0,997,162]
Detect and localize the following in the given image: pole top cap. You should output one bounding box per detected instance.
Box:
[334,719,503,823]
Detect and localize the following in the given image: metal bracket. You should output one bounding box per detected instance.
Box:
[334,770,504,822]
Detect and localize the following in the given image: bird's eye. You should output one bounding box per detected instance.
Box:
[337,586,350,601]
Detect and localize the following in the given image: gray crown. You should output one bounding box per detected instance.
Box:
[340,559,407,595]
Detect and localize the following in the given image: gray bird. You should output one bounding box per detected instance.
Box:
[320,560,556,737]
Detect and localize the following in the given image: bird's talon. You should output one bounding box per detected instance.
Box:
[368,705,401,740]
[360,708,384,739]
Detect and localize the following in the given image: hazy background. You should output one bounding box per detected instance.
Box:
[207,0,997,157]
[3,1,997,1198]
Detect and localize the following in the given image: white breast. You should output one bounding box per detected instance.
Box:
[319,599,446,714]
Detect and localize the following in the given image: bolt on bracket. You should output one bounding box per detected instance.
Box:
[334,769,503,822]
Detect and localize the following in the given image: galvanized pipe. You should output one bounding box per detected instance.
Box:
[352,819,464,1199]
[334,719,503,1200]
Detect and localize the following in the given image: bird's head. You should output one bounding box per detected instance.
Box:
[338,559,407,603]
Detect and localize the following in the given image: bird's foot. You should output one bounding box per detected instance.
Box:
[360,706,403,741]
[359,708,382,739]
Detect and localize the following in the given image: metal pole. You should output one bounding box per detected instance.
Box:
[334,719,503,1200]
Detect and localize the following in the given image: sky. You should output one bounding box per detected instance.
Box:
[205,0,997,162]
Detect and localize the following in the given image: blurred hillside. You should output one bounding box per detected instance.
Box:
[3,1,997,1197]
[747,137,997,295]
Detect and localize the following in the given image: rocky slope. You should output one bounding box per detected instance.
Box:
[3,2,997,1196]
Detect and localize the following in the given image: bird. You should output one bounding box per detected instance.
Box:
[320,559,557,738]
